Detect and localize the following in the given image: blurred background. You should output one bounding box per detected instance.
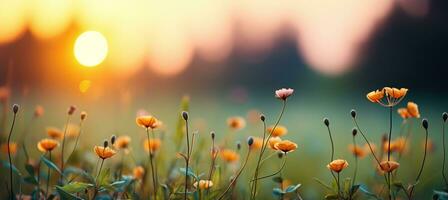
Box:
[0,0,447,199]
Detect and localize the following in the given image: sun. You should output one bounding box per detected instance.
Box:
[74,31,108,67]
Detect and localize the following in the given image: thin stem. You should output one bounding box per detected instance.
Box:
[443,120,448,186]
[352,118,382,166]
[60,115,71,182]
[66,120,85,165]
[146,128,157,200]
[217,149,252,200]
[46,151,52,198]
[251,154,287,181]
[184,118,190,200]
[206,139,216,196]
[251,119,267,199]
[387,106,393,200]
[7,112,17,200]
[337,172,342,200]
[326,126,335,162]
[350,135,358,200]
[409,127,429,199]
[251,100,286,199]
[93,158,105,199]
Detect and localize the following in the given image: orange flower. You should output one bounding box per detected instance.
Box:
[46,127,63,140]
[366,90,384,103]
[397,108,411,119]
[1,142,18,155]
[267,125,288,137]
[34,105,44,118]
[268,137,282,149]
[194,180,214,189]
[384,137,407,153]
[0,86,10,102]
[407,102,420,118]
[227,117,246,130]
[348,144,367,158]
[274,140,297,153]
[379,161,400,172]
[37,139,59,152]
[143,138,161,152]
[384,87,408,99]
[114,136,131,150]
[133,166,145,180]
[66,123,80,138]
[250,137,263,150]
[136,115,159,129]
[220,149,239,163]
[94,146,116,159]
[327,159,349,173]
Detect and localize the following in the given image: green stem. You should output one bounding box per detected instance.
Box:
[66,120,85,165]
[443,120,448,187]
[7,112,17,200]
[146,128,157,200]
[337,172,341,200]
[184,118,190,200]
[217,148,252,200]
[60,115,71,183]
[409,126,429,199]
[387,106,392,200]
[251,154,287,181]
[350,135,358,200]
[46,151,52,198]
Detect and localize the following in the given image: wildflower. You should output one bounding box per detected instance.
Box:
[1,142,17,155]
[136,115,159,129]
[379,161,400,173]
[80,111,87,120]
[268,137,282,149]
[327,159,349,173]
[366,90,384,103]
[384,87,408,99]
[34,105,44,118]
[220,149,239,163]
[348,144,367,158]
[46,127,63,140]
[250,137,263,150]
[407,102,420,118]
[384,137,407,153]
[67,105,77,115]
[367,87,408,107]
[133,166,145,180]
[66,123,80,138]
[194,180,214,189]
[94,146,116,159]
[37,139,59,152]
[397,108,411,119]
[275,88,294,100]
[114,136,131,150]
[143,138,161,152]
[274,140,297,153]
[267,125,288,137]
[227,116,246,130]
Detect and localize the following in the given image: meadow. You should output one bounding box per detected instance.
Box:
[0,86,447,200]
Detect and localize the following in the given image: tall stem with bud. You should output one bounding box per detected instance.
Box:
[7,104,19,200]
[409,119,429,199]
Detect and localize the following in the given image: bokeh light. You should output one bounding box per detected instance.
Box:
[74,31,108,67]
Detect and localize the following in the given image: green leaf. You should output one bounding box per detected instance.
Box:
[272,176,283,183]
[285,184,301,193]
[63,167,95,184]
[60,182,93,193]
[2,161,22,176]
[358,185,378,198]
[55,186,83,200]
[272,188,285,197]
[314,178,332,191]
[343,177,351,195]
[25,164,35,176]
[434,190,448,200]
[41,156,62,175]
[325,194,339,199]
[98,168,111,187]
[111,177,134,192]
[179,167,198,180]
[23,176,38,185]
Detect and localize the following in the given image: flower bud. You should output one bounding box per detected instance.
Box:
[352,128,358,136]
[12,104,19,114]
[182,111,189,120]
[247,137,254,146]
[422,118,428,130]
[236,141,241,150]
[68,105,76,115]
[443,112,448,122]
[350,109,356,118]
[323,118,330,127]
[103,140,108,148]
[81,111,87,120]
[111,135,116,145]
[210,131,215,140]
[260,114,266,122]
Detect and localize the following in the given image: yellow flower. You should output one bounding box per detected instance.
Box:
[227,117,246,130]
[379,161,400,172]
[46,127,63,140]
[250,137,263,150]
[114,136,132,150]
[220,149,239,163]
[327,159,349,173]
[1,142,18,155]
[37,139,59,152]
[267,125,288,137]
[274,140,297,153]
[268,137,282,150]
[136,115,159,129]
[407,102,420,118]
[133,166,145,180]
[348,144,367,158]
[94,146,116,159]
[193,180,214,189]
[143,138,161,152]
[366,90,384,103]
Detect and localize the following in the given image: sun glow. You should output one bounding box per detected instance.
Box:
[74,31,108,67]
